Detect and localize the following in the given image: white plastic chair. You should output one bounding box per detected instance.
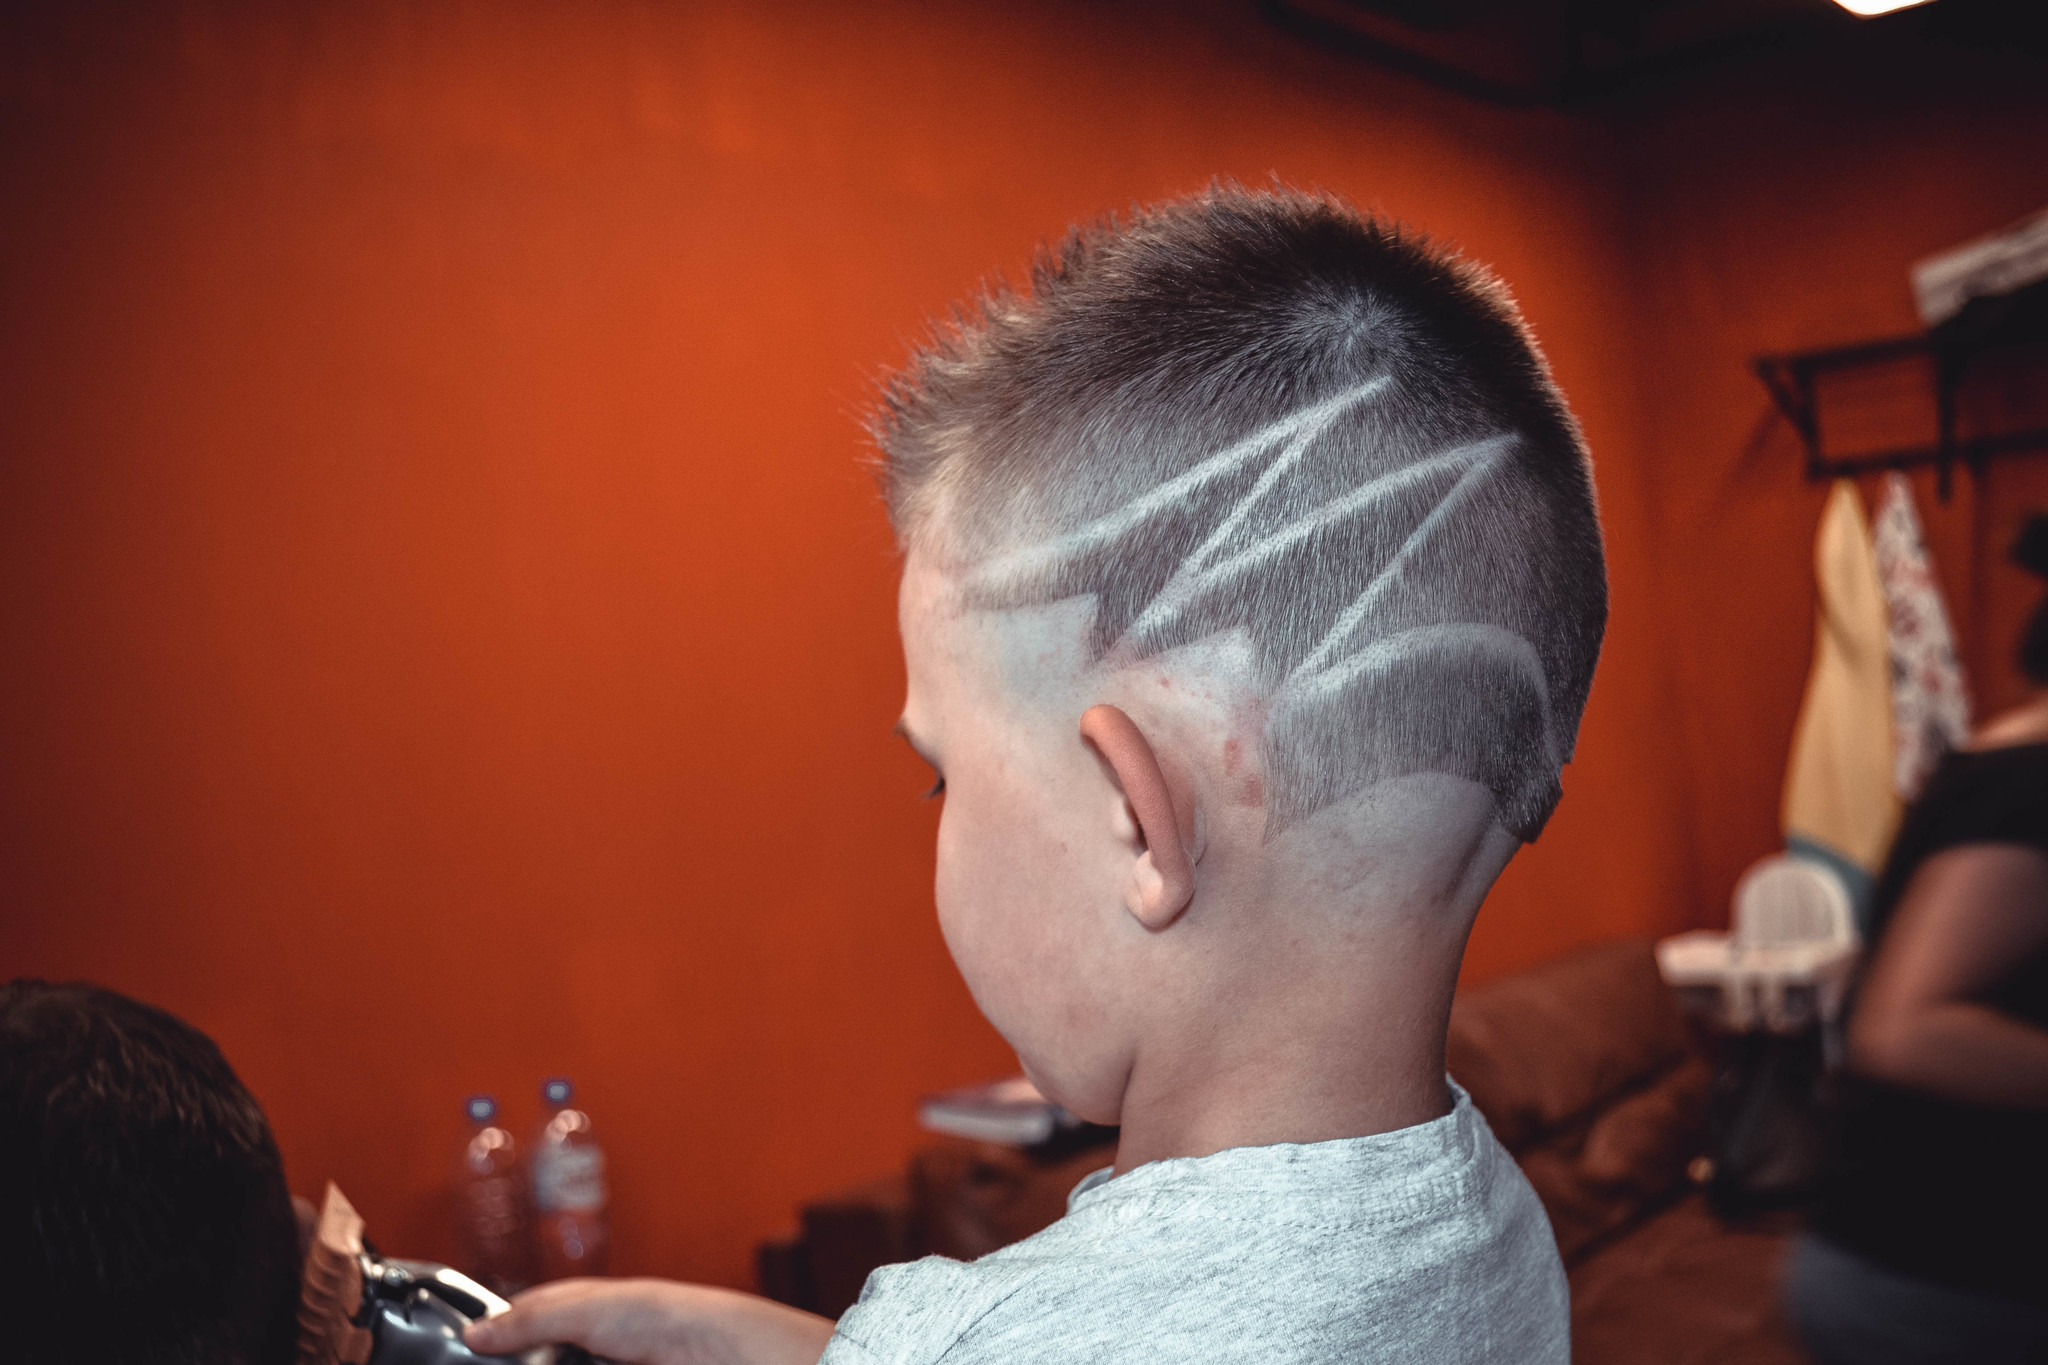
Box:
[1657,854,1861,1034]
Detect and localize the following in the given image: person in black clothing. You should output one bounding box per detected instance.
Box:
[1787,514,2048,1364]
[0,980,303,1365]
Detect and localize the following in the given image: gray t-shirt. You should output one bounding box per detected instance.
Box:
[820,1082,1568,1364]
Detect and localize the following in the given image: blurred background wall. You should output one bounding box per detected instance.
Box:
[1,0,2044,1288]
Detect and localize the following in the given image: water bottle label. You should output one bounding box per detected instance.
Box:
[534,1146,607,1213]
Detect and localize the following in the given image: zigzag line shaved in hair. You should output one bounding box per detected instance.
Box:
[1290,623,1552,720]
[1293,432,1517,678]
[959,376,1392,597]
[873,185,1607,841]
[1126,442,1479,648]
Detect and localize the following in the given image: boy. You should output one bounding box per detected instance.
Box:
[470,186,1606,1364]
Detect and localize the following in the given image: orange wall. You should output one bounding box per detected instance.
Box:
[0,0,2041,1290]
[1618,36,2048,930]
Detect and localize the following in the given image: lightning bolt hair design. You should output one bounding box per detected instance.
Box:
[875,187,1607,841]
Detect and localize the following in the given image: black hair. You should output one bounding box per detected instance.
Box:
[0,980,301,1365]
[2016,512,2048,685]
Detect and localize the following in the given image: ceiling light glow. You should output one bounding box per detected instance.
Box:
[1832,0,1935,15]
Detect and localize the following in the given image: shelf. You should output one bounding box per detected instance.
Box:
[1753,294,2048,499]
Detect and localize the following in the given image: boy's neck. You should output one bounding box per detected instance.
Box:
[1105,925,1464,1175]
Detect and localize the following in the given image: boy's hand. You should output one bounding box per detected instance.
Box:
[464,1278,838,1365]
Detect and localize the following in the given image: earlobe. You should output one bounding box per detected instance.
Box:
[1078,704,1196,930]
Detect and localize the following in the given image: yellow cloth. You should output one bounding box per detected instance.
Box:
[1782,480,1901,872]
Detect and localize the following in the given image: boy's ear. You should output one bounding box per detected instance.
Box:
[1078,704,1196,931]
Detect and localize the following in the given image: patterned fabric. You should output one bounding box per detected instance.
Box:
[1873,473,1971,800]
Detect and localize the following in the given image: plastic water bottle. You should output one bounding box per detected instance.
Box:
[531,1077,609,1280]
[457,1096,535,1293]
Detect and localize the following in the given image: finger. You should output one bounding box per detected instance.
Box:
[465,1279,613,1353]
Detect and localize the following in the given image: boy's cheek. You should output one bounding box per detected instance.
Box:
[930,807,1011,1003]
[933,823,1031,1003]
[934,844,1129,1123]
[933,888,1044,1068]
[935,807,1066,1032]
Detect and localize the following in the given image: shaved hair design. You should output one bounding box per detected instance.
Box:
[874,187,1606,841]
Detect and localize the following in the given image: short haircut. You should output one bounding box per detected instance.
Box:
[873,186,1607,841]
[0,980,301,1365]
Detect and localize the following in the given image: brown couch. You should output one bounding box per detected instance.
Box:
[759,938,1808,1364]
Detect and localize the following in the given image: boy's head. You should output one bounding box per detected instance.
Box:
[0,979,302,1365]
[879,187,1605,1126]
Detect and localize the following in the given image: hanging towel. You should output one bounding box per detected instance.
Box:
[1873,472,1972,800]
[1783,481,1902,900]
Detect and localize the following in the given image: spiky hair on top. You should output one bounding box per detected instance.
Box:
[871,186,1607,842]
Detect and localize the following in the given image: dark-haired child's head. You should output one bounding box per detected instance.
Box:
[0,980,301,1365]
[876,187,1606,1123]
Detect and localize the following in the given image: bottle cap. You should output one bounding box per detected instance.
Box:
[465,1095,497,1123]
[542,1078,573,1106]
